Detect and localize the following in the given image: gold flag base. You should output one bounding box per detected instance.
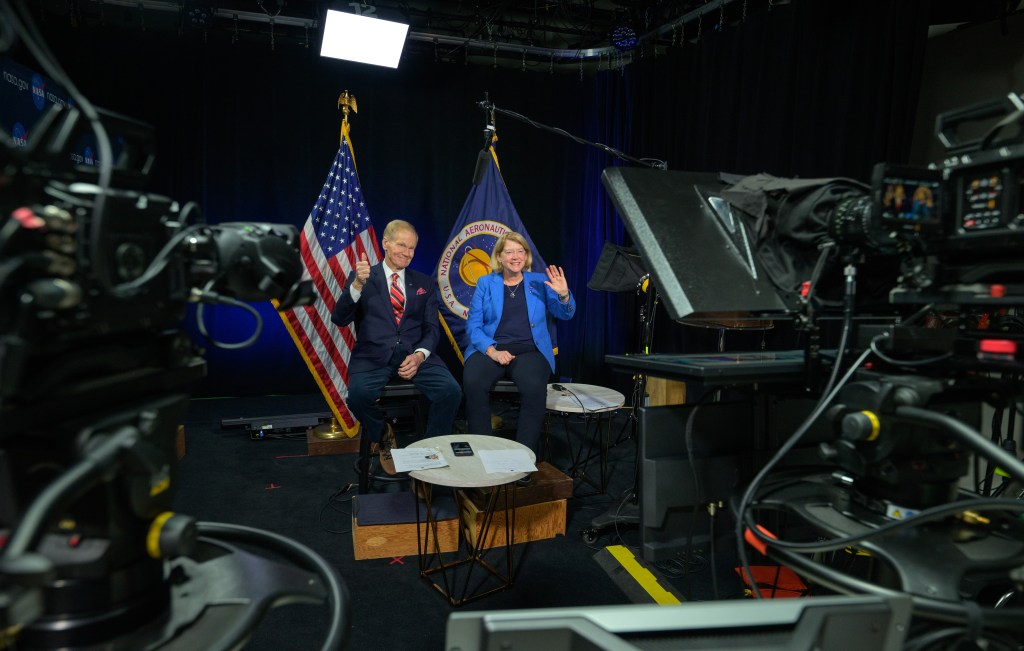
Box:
[307,421,361,457]
[311,418,354,440]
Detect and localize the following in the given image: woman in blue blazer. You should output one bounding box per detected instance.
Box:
[463,232,576,453]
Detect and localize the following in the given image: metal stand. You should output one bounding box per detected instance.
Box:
[553,408,620,497]
[582,280,656,538]
[408,434,532,607]
[415,482,518,607]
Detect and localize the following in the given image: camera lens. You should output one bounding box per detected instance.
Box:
[829,195,896,253]
[829,195,874,245]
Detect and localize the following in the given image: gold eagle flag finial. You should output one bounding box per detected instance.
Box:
[338,90,358,124]
[338,91,358,144]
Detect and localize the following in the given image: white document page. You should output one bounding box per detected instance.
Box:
[477,449,537,474]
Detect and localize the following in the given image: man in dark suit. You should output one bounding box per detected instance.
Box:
[332,220,461,474]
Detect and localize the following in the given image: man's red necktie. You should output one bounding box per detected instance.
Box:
[390,273,405,325]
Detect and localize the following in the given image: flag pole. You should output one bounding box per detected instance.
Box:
[437,100,503,361]
[435,96,560,365]
[276,91,377,442]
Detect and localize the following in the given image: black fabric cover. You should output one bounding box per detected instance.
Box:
[587,241,648,293]
[722,173,869,307]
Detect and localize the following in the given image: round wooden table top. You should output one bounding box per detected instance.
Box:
[408,434,535,489]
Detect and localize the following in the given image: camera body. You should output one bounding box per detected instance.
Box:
[834,94,1024,296]
[0,101,315,647]
[850,150,1024,256]
[1,103,312,408]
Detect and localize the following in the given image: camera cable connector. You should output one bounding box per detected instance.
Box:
[191,284,264,350]
[189,286,235,306]
[843,263,857,310]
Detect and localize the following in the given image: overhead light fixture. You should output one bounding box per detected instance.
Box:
[320,9,409,68]
[610,25,638,51]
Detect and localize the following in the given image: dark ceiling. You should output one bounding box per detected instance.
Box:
[21,0,1024,67]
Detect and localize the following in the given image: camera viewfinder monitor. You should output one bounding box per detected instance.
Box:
[871,163,943,236]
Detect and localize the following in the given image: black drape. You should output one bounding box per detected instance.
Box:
[610,0,931,359]
[18,0,932,395]
[23,18,590,395]
[630,0,929,179]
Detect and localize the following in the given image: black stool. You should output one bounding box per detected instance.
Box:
[480,380,551,459]
[484,379,521,432]
[355,379,522,494]
[491,379,519,396]
[356,380,424,494]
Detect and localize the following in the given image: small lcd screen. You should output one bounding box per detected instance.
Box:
[879,176,942,225]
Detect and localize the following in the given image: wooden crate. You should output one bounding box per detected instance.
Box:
[464,461,573,510]
[307,427,361,456]
[352,493,460,560]
[352,490,567,559]
[458,494,566,550]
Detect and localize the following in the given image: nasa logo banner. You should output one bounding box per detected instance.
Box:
[1,59,71,155]
[434,146,548,362]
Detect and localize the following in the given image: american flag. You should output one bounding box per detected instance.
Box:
[278,122,380,435]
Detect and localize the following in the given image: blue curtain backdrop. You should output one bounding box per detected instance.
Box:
[18,0,931,397]
[561,67,635,387]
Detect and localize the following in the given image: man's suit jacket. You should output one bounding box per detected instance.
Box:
[463,271,576,373]
[331,264,445,375]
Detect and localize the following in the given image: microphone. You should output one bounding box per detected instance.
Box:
[552,383,587,414]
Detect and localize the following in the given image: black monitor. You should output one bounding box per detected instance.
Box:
[601,167,791,322]
[639,401,747,562]
[638,400,833,563]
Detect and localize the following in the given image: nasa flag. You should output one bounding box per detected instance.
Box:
[435,140,550,362]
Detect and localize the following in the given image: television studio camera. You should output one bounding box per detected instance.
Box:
[583,92,1024,649]
[0,3,348,650]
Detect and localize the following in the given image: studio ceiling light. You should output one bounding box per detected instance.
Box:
[320,9,409,68]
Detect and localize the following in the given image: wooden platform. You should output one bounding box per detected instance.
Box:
[352,486,567,560]
[176,424,186,460]
[306,427,361,456]
[646,376,686,406]
[352,492,459,560]
[459,496,566,550]
[464,461,573,510]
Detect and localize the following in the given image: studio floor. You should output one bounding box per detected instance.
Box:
[173,393,749,650]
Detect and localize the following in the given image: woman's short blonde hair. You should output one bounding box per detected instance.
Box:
[491,232,533,273]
